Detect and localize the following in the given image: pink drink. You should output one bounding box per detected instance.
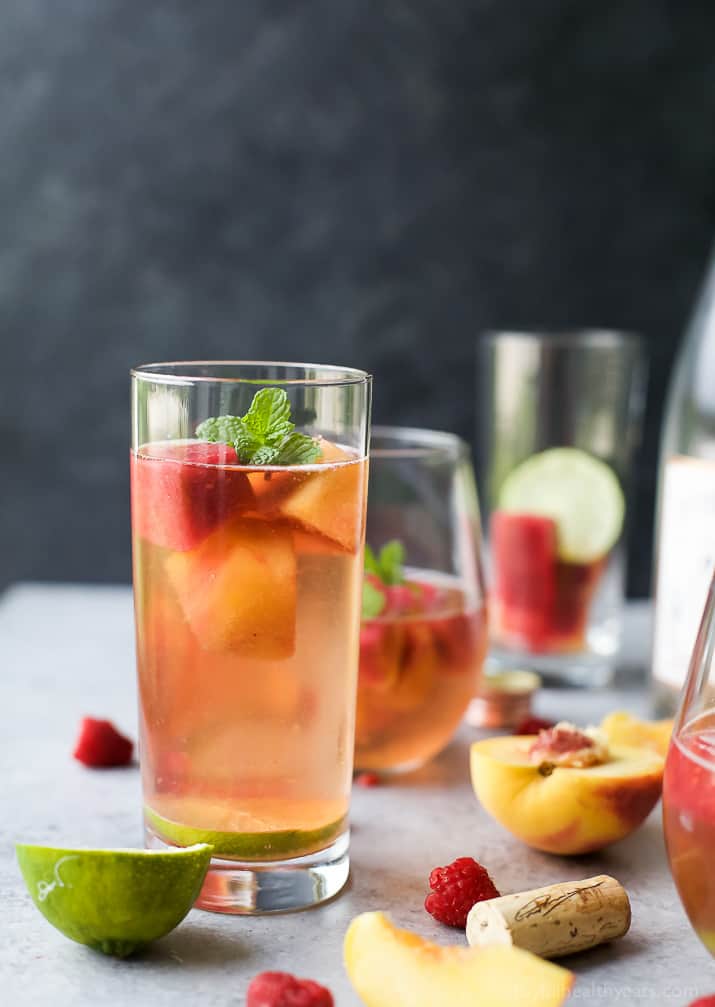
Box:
[355,575,487,771]
[131,439,367,862]
[663,717,715,956]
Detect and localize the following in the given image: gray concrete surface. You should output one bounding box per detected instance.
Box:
[1,585,710,1004]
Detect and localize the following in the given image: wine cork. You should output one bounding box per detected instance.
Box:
[466,875,630,959]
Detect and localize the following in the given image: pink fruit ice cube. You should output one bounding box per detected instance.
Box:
[131,441,254,552]
[165,517,296,659]
[490,510,557,649]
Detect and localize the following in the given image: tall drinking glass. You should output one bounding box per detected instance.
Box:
[130,362,371,913]
[355,427,488,772]
[474,331,646,686]
[663,570,715,956]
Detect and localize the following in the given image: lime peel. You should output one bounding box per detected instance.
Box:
[16,842,213,958]
[145,806,347,861]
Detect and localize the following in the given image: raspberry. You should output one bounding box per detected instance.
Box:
[73,718,133,768]
[355,772,381,787]
[425,856,500,928]
[246,971,333,1007]
[514,715,555,735]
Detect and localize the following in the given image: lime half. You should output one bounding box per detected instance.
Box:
[498,448,625,563]
[16,842,212,957]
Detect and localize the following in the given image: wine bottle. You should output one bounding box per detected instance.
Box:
[652,254,715,714]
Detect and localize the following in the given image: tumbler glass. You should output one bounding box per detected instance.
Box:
[131,361,371,913]
[474,331,645,686]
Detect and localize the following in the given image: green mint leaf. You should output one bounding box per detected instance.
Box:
[378,540,405,585]
[242,388,293,442]
[275,432,321,465]
[362,580,386,619]
[252,444,280,465]
[196,415,244,443]
[364,545,381,577]
[196,386,320,466]
[231,425,259,463]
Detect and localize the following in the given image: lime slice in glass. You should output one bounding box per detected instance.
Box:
[498,448,625,563]
[16,842,212,957]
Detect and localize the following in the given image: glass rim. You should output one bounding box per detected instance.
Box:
[130,360,372,387]
[478,328,643,350]
[370,424,468,459]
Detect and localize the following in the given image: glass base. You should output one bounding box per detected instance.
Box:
[486,648,615,688]
[144,825,350,915]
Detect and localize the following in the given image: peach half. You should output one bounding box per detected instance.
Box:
[470,736,664,855]
[344,911,573,1007]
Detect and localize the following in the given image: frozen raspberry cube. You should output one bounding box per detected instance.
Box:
[165,518,296,659]
[131,441,254,552]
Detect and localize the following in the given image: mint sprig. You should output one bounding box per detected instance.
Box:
[196,388,321,466]
[364,540,405,586]
[361,539,406,619]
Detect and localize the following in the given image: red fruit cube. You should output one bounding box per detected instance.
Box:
[384,583,423,615]
[490,511,557,648]
[73,718,133,768]
[131,441,254,552]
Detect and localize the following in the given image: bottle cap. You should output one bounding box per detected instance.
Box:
[465,669,542,729]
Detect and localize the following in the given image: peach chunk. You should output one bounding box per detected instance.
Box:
[600,711,673,759]
[165,518,296,658]
[344,911,573,1007]
[470,735,664,855]
[278,440,365,552]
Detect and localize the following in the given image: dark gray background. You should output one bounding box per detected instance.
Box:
[1,1,714,596]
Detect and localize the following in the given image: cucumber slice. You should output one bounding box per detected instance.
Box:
[498,448,624,563]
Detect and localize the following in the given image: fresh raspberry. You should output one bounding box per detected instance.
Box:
[425,856,500,928]
[246,971,333,1007]
[73,717,133,768]
[514,715,555,735]
[354,772,381,787]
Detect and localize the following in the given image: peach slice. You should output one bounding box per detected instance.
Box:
[470,735,664,855]
[600,711,673,758]
[165,518,296,658]
[278,440,365,552]
[344,911,573,1007]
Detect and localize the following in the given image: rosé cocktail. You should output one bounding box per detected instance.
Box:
[131,363,371,913]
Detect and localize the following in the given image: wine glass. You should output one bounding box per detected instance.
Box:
[663,568,715,956]
[354,426,488,773]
